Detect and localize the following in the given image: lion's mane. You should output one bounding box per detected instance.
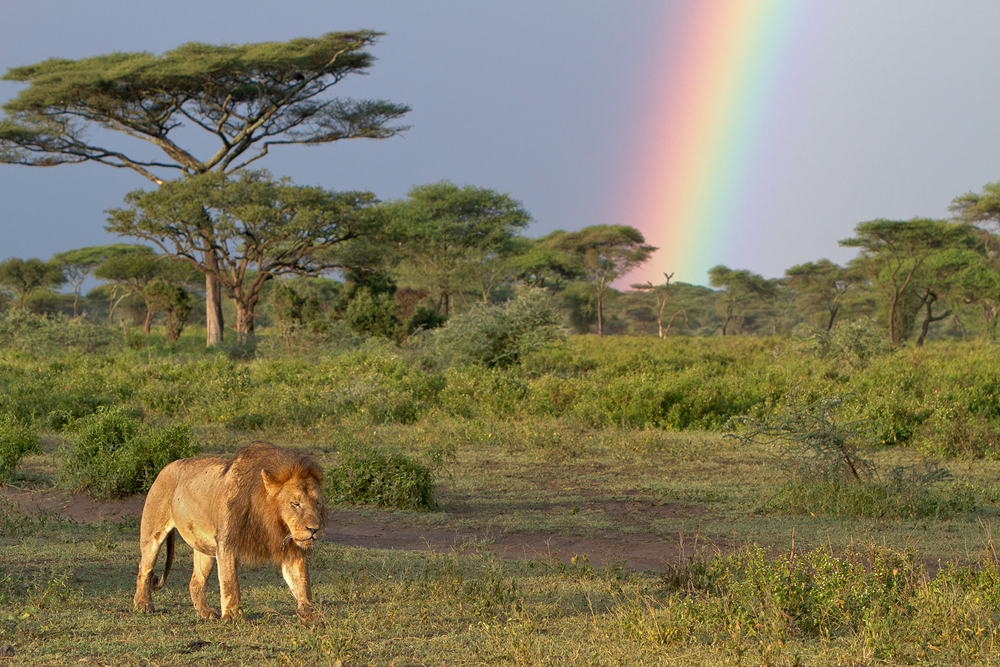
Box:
[223,442,327,563]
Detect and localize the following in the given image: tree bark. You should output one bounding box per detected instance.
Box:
[205,267,224,347]
[916,291,949,346]
[234,302,255,341]
[597,295,604,337]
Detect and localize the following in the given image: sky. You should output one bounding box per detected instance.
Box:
[2,0,1000,289]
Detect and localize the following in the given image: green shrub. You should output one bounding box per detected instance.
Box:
[0,310,119,354]
[342,288,400,339]
[216,335,258,361]
[61,406,198,499]
[428,287,565,369]
[326,447,436,510]
[0,414,40,482]
[806,318,894,369]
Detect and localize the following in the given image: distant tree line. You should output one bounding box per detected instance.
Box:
[2,32,999,346]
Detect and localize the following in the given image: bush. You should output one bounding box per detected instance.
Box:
[60,406,198,499]
[0,414,40,482]
[343,288,400,339]
[428,287,565,369]
[326,446,436,510]
[806,318,894,369]
[0,310,119,355]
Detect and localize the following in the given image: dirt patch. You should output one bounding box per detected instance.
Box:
[1,486,145,523]
[327,508,731,572]
[1,486,732,573]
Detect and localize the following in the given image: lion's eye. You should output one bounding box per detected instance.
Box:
[291,501,301,507]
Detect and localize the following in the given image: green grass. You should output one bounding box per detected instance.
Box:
[5,330,1000,663]
[6,419,1000,664]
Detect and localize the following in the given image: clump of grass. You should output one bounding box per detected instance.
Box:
[729,396,974,518]
[763,463,981,519]
[326,446,437,510]
[60,405,198,499]
[0,413,40,482]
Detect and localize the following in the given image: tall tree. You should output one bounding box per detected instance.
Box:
[92,245,164,330]
[707,265,779,336]
[784,259,855,331]
[107,170,380,339]
[630,272,676,338]
[840,218,973,344]
[504,236,581,290]
[950,181,1000,256]
[543,225,655,336]
[1,31,409,345]
[0,257,65,309]
[50,243,153,317]
[385,181,532,317]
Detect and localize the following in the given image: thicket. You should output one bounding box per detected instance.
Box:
[59,405,197,499]
[325,446,437,510]
[0,310,998,501]
[651,542,1000,662]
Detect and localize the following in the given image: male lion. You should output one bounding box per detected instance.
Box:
[133,442,326,620]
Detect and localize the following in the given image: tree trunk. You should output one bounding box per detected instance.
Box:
[916,291,949,346]
[204,257,224,347]
[143,307,154,334]
[234,301,255,341]
[439,290,450,318]
[596,295,604,337]
[887,297,899,345]
[826,305,839,331]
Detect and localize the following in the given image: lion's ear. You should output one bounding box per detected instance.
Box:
[261,469,282,495]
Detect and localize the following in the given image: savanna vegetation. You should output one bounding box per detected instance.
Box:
[4,29,1000,667]
[0,309,1000,665]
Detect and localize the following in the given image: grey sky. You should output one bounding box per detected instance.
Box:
[2,0,999,288]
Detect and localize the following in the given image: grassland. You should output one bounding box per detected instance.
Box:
[3,319,1000,664]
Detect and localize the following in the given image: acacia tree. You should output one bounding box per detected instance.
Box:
[544,225,655,336]
[631,272,676,338]
[840,218,973,344]
[708,265,780,336]
[502,237,581,290]
[385,181,532,317]
[784,259,855,331]
[107,170,380,339]
[0,257,65,309]
[92,245,165,330]
[0,31,409,345]
[51,246,105,316]
[950,181,1000,257]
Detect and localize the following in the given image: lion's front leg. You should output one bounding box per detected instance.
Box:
[190,550,220,619]
[217,548,241,621]
[282,552,314,619]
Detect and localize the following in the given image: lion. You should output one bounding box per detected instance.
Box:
[133,441,326,620]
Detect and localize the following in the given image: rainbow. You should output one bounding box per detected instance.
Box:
[619,0,803,287]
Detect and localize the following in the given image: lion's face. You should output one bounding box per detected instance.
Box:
[270,473,325,550]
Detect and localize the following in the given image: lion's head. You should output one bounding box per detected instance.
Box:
[224,442,327,563]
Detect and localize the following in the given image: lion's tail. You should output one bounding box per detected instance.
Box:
[149,529,175,591]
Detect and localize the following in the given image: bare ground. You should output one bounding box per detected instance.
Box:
[1,486,734,573]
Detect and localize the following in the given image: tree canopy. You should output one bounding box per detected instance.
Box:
[1,32,409,345]
[0,31,410,178]
[708,265,780,336]
[0,257,65,309]
[106,170,380,338]
[544,225,655,336]
[840,218,976,344]
[384,181,532,316]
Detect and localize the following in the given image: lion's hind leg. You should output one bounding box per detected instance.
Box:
[134,525,175,613]
[190,550,220,619]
